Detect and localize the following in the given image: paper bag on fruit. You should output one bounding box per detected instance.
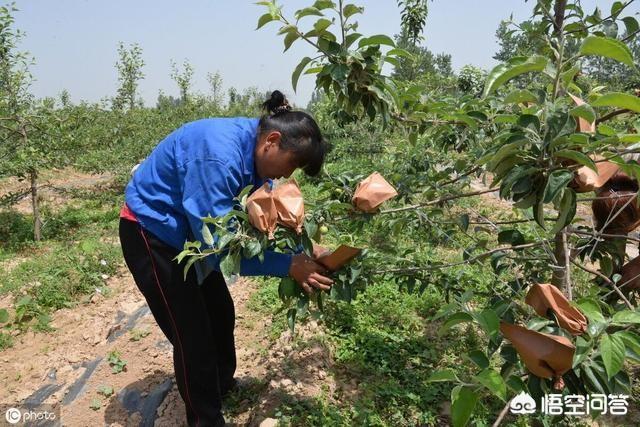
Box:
[572,159,619,193]
[500,322,575,379]
[246,182,278,239]
[352,172,398,213]
[316,245,362,271]
[525,283,587,336]
[273,179,305,234]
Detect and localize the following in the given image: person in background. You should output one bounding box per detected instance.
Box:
[118,90,332,427]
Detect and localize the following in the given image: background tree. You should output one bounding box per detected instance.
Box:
[456,64,485,96]
[392,33,452,82]
[0,4,68,241]
[170,59,194,104]
[493,19,533,61]
[207,71,224,108]
[112,42,145,111]
[396,0,431,45]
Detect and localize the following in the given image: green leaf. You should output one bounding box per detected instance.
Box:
[543,169,573,203]
[97,385,114,397]
[561,64,581,89]
[426,369,459,382]
[279,277,298,299]
[0,309,8,323]
[219,255,236,278]
[201,224,214,246]
[498,229,525,246]
[358,34,395,48]
[552,188,576,233]
[256,13,277,29]
[474,309,500,337]
[344,32,362,48]
[553,150,597,171]
[313,0,335,10]
[622,17,639,36]
[343,4,363,18]
[287,307,297,332]
[244,240,262,258]
[533,197,545,229]
[451,386,479,427]
[611,310,640,324]
[284,31,300,51]
[617,331,640,354]
[457,214,470,232]
[504,89,538,104]
[600,333,626,379]
[576,299,606,323]
[237,184,254,204]
[438,312,473,335]
[467,349,490,369]
[182,257,198,281]
[295,7,323,20]
[292,57,312,92]
[474,369,507,401]
[217,233,234,250]
[386,47,412,59]
[483,55,548,97]
[592,92,640,113]
[579,35,635,68]
[314,18,332,33]
[570,103,596,124]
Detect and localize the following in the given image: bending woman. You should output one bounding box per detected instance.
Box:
[118,91,332,427]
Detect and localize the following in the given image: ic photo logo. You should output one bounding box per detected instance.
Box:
[5,407,21,424]
[3,405,58,425]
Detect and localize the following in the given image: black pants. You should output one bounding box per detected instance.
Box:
[119,218,235,427]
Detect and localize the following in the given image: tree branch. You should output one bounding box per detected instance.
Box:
[373,242,545,275]
[378,188,499,215]
[570,259,633,309]
[596,108,632,124]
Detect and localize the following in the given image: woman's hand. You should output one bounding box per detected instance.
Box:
[311,242,331,260]
[289,253,334,294]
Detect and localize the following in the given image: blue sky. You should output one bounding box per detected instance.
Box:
[10,0,623,107]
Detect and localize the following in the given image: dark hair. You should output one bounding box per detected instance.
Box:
[592,173,640,233]
[258,90,327,176]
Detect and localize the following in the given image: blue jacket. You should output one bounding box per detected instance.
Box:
[125,117,293,283]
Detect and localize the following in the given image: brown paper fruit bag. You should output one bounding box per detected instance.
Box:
[246,182,277,239]
[525,283,587,336]
[352,172,398,213]
[316,245,362,271]
[273,179,305,234]
[500,322,575,379]
[572,160,620,193]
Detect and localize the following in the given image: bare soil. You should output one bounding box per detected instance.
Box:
[0,269,336,426]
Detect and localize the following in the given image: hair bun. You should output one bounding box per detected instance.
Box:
[263,90,291,115]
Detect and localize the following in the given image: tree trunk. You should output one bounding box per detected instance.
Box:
[551,230,572,297]
[551,231,566,288]
[553,0,568,35]
[30,169,42,242]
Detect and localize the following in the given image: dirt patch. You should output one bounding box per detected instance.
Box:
[0,264,339,426]
[0,167,113,214]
